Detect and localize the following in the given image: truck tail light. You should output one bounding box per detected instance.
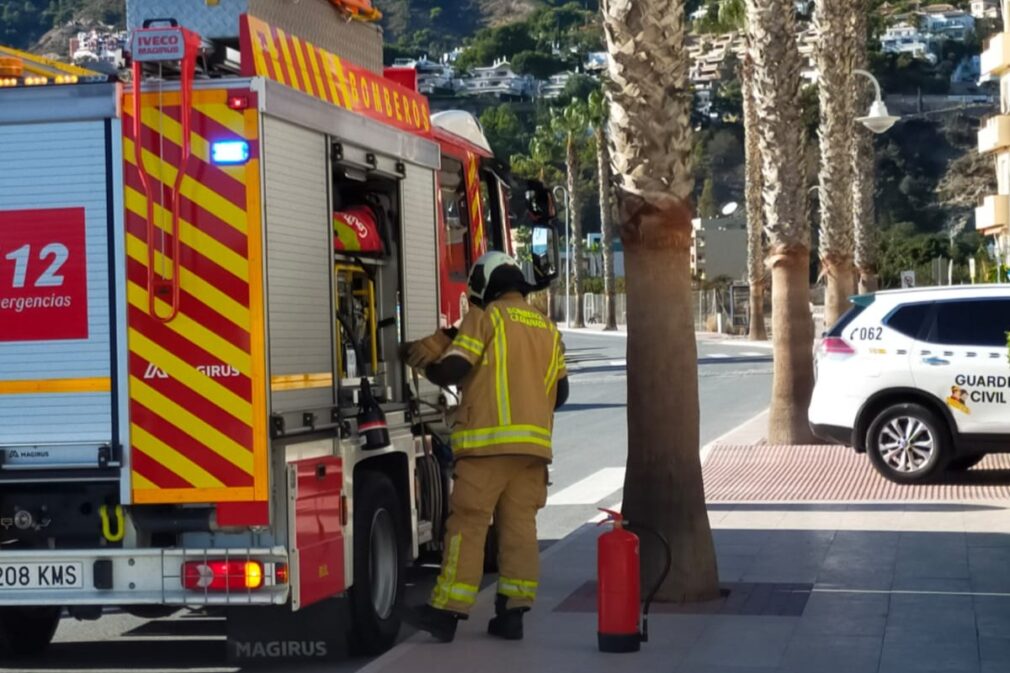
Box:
[181,560,264,591]
[820,336,855,357]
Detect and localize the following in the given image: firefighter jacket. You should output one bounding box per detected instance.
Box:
[443,293,566,461]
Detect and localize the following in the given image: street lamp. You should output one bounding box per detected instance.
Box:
[853,68,899,134]
[552,184,571,328]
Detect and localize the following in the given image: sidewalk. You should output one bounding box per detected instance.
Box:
[359,433,1010,673]
[560,323,774,347]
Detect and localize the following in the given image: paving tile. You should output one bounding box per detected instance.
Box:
[682,616,796,669]
[888,591,975,616]
[890,577,972,592]
[974,596,1010,638]
[969,547,1010,593]
[777,634,882,673]
[979,636,1010,668]
[794,613,887,637]
[879,636,980,673]
[802,591,890,618]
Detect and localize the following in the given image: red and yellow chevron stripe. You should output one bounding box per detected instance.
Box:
[465,152,486,260]
[122,87,268,505]
[239,14,431,137]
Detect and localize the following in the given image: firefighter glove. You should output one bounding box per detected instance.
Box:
[401,330,452,369]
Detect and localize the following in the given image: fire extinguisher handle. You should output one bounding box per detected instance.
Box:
[596,508,624,527]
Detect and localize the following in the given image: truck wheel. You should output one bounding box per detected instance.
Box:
[0,606,61,657]
[866,403,949,484]
[349,473,405,655]
[948,453,986,471]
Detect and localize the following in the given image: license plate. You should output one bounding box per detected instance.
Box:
[0,562,84,590]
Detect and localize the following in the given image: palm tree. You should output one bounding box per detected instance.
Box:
[601,0,719,602]
[851,4,878,293]
[815,0,857,328]
[742,51,768,340]
[552,101,590,328]
[745,0,817,443]
[588,89,619,330]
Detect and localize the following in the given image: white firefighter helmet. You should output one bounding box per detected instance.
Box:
[467,251,527,306]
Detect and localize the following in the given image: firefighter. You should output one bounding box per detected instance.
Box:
[398,251,569,643]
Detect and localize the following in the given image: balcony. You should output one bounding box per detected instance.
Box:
[978,115,1010,154]
[981,32,1010,78]
[975,194,1010,235]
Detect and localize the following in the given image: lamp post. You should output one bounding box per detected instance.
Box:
[852,68,899,134]
[553,184,571,328]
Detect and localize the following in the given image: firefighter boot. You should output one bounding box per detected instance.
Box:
[397,604,465,643]
[487,594,528,641]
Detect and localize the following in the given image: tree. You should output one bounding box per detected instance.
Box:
[745,0,817,443]
[742,51,768,340]
[453,23,537,71]
[851,3,878,293]
[698,177,718,218]
[601,0,720,602]
[589,89,618,331]
[551,100,590,328]
[511,51,569,80]
[479,104,528,166]
[815,0,858,328]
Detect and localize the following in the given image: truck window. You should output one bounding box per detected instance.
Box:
[931,299,1010,347]
[481,169,505,252]
[439,157,471,283]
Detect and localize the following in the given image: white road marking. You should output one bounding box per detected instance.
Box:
[707,353,730,358]
[609,359,627,366]
[739,351,765,357]
[547,467,626,506]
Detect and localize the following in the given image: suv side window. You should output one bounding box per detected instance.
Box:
[930,299,1010,347]
[883,302,932,339]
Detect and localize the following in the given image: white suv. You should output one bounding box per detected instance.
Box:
[809,285,1010,483]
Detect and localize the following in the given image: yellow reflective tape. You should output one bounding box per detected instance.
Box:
[132,472,158,491]
[126,282,252,377]
[431,533,463,609]
[276,28,303,94]
[326,52,353,110]
[490,308,511,426]
[498,577,538,600]
[124,186,249,283]
[131,423,226,489]
[270,373,334,391]
[129,376,254,474]
[453,334,484,357]
[290,35,315,98]
[452,425,552,451]
[129,329,253,426]
[126,234,251,329]
[544,329,561,392]
[0,377,111,395]
[124,138,249,236]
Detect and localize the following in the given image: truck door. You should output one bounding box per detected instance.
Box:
[0,88,125,479]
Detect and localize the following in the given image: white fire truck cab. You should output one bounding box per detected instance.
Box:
[0,0,559,663]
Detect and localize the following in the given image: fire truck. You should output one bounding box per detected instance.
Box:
[0,0,559,662]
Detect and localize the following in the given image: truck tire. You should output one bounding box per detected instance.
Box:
[0,606,61,657]
[866,403,950,484]
[349,473,405,655]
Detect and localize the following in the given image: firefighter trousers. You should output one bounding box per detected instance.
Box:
[429,454,549,615]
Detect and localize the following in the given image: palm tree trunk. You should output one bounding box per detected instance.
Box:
[746,0,817,444]
[597,126,619,330]
[815,0,857,328]
[851,3,878,294]
[602,0,719,602]
[742,51,767,341]
[567,134,586,328]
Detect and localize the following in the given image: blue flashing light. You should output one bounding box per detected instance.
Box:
[211,140,250,165]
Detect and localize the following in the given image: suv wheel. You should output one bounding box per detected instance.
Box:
[866,403,949,483]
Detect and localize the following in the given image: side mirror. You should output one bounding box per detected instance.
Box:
[523,180,556,223]
[529,224,559,289]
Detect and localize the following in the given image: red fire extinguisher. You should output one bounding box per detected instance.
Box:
[596,509,671,653]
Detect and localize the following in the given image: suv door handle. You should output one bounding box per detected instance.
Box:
[922,357,950,366]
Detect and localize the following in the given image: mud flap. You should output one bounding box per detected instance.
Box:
[226,598,351,664]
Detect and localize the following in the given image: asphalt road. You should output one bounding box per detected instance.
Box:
[2,331,772,673]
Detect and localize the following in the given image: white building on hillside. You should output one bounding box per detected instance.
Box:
[970,0,1000,19]
[460,59,537,99]
[540,72,572,99]
[880,22,936,61]
[391,57,458,95]
[921,9,976,40]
